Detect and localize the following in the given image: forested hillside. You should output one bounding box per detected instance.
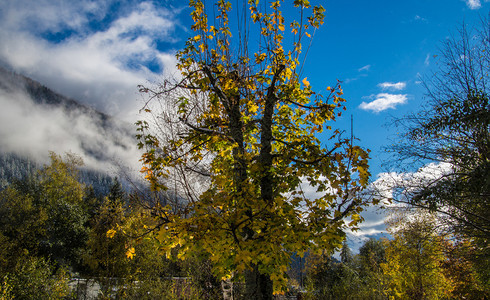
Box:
[0,152,116,196]
[0,66,106,118]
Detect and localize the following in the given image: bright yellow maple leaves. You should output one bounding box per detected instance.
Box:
[302,77,310,87]
[106,229,117,239]
[136,0,371,295]
[125,247,135,260]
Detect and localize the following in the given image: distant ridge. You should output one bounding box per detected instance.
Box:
[0,66,111,124]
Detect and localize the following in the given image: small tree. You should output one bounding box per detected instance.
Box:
[0,186,48,271]
[6,257,71,300]
[340,240,353,265]
[441,238,489,299]
[137,0,371,297]
[381,210,453,299]
[357,238,386,299]
[0,152,89,271]
[84,195,131,291]
[108,177,126,203]
[304,252,361,300]
[36,152,89,268]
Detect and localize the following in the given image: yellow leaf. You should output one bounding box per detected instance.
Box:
[302,77,310,87]
[249,102,259,113]
[305,32,311,38]
[126,247,135,259]
[199,43,207,52]
[221,274,232,281]
[106,229,117,239]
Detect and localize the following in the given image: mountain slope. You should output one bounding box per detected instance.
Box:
[0,66,142,187]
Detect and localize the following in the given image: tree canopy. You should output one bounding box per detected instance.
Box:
[137,0,371,297]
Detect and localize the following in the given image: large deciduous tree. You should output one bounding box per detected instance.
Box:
[137,0,371,297]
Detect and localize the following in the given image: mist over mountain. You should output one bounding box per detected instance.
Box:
[0,66,143,186]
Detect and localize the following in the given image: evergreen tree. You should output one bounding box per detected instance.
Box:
[107,177,125,203]
[340,240,353,265]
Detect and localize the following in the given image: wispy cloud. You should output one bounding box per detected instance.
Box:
[345,65,371,83]
[414,15,427,22]
[358,64,371,72]
[465,0,482,9]
[415,72,423,85]
[377,81,406,91]
[359,93,408,113]
[0,0,182,122]
[424,53,431,66]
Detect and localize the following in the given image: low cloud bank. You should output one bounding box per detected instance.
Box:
[0,87,142,178]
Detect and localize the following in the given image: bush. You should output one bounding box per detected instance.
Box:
[6,256,72,300]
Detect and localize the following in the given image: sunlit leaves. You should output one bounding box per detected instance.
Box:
[125,247,135,260]
[136,0,371,295]
[302,77,310,87]
[106,229,117,239]
[381,212,453,299]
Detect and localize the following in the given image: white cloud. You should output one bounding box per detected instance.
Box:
[343,161,455,251]
[0,0,182,122]
[377,81,406,91]
[0,0,106,34]
[465,0,482,9]
[293,176,388,253]
[359,93,408,113]
[345,65,370,83]
[343,204,388,253]
[371,162,454,203]
[424,53,430,66]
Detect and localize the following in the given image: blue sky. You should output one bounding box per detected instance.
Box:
[308,0,489,175]
[0,0,488,251]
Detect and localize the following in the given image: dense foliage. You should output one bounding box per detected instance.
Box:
[1,158,485,299]
[0,153,222,299]
[137,0,371,297]
[304,210,488,299]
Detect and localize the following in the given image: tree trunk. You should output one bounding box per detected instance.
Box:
[227,91,275,299]
[221,276,234,300]
[244,265,274,300]
[243,66,283,300]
